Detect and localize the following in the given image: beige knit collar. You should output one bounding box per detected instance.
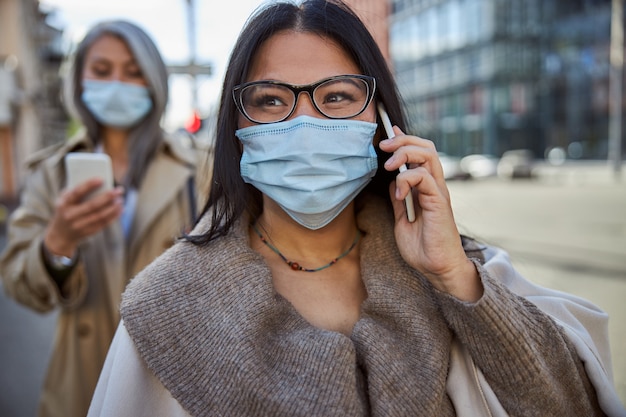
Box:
[121,196,455,416]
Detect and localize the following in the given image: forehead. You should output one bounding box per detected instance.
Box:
[85,34,134,61]
[246,31,362,85]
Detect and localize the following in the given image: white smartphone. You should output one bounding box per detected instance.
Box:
[377,103,416,223]
[65,153,114,200]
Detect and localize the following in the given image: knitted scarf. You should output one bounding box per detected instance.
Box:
[121,197,458,416]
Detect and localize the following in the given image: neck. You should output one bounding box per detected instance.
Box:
[254,199,360,264]
[102,127,129,155]
[101,127,129,184]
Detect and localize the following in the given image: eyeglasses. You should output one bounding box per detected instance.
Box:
[232,74,376,124]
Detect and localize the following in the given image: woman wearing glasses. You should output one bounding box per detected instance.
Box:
[88,1,624,416]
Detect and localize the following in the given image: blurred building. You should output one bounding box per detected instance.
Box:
[344,0,391,62]
[0,0,68,202]
[542,1,614,159]
[389,0,620,160]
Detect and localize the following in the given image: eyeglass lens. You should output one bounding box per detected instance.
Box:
[240,76,371,123]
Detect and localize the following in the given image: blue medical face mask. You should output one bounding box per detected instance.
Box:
[81,79,153,128]
[236,115,378,230]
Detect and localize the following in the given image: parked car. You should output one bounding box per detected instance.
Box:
[496,149,534,179]
[459,154,499,179]
[438,153,469,180]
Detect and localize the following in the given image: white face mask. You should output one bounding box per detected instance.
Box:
[81,79,153,128]
[236,115,378,230]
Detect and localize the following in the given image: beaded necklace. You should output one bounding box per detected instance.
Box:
[252,223,362,272]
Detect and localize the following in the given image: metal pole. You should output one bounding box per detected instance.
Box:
[186,0,198,110]
[609,0,623,180]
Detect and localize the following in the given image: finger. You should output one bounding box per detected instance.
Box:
[394,165,448,208]
[383,145,438,172]
[60,188,123,222]
[378,128,436,154]
[380,136,451,200]
[379,131,446,182]
[64,178,107,205]
[385,149,450,202]
[388,181,410,224]
[71,199,124,236]
[70,187,123,215]
[87,187,124,206]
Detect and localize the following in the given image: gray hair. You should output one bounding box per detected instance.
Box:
[62,20,168,188]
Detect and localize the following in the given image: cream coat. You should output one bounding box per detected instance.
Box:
[0,130,206,417]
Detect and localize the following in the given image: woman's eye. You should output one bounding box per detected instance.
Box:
[264,96,285,107]
[325,92,348,103]
[251,94,287,108]
[89,64,111,78]
[125,66,144,79]
[92,69,109,77]
[322,91,356,106]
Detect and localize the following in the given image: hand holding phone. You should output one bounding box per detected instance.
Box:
[377,104,416,223]
[65,153,114,201]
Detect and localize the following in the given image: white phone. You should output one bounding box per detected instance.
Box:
[65,153,114,200]
[377,103,416,223]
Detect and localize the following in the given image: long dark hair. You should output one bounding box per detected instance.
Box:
[189,0,407,245]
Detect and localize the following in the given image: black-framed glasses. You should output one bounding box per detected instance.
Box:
[232,74,376,124]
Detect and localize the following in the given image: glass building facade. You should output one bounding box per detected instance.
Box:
[389,0,617,159]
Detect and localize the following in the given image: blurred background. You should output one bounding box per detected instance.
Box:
[1,0,625,415]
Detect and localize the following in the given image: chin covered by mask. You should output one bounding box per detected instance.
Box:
[236,115,378,230]
[81,79,153,128]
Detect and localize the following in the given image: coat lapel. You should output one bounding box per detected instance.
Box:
[127,151,193,262]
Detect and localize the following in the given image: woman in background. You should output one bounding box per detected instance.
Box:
[0,20,201,417]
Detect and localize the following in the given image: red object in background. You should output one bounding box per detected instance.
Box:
[185,110,202,133]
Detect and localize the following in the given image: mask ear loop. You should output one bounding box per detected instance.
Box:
[377,103,416,223]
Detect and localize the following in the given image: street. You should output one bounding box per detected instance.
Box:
[0,169,625,415]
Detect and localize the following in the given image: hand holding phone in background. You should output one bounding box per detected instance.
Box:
[65,153,114,201]
[42,153,123,258]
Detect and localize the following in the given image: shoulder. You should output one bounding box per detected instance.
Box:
[122,212,261,308]
[24,129,92,171]
[121,220,251,308]
[161,132,205,169]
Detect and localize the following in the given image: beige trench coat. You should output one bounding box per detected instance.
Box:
[0,130,205,417]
